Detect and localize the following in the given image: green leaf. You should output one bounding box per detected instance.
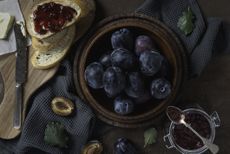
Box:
[144,127,157,148]
[44,122,69,148]
[177,7,196,36]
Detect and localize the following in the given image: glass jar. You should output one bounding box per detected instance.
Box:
[163,108,220,154]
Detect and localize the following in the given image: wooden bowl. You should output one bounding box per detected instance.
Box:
[73,14,188,128]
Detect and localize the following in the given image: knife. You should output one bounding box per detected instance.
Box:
[14,22,28,130]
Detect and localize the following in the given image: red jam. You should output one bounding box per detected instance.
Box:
[172,112,211,150]
[33,2,77,35]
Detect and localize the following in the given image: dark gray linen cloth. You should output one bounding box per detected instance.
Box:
[136,0,230,77]
[0,59,96,154]
[15,60,95,154]
[0,0,230,153]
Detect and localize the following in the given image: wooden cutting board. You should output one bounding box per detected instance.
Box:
[0,50,58,139]
[0,0,59,139]
[0,0,95,139]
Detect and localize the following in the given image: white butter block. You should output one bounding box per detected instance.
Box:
[0,12,14,39]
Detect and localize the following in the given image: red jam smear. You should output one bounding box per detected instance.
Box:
[33,2,76,35]
[172,112,211,150]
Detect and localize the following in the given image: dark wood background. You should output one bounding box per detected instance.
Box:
[0,0,229,153]
[93,0,230,154]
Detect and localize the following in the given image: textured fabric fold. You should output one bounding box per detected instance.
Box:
[16,60,95,154]
[190,18,222,76]
[136,0,230,76]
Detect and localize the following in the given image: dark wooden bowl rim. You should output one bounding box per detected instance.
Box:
[73,13,188,128]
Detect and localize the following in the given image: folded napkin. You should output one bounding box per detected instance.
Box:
[0,0,25,55]
[15,60,95,154]
[136,0,230,76]
[0,0,230,154]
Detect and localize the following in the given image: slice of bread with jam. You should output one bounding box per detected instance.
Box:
[26,0,95,69]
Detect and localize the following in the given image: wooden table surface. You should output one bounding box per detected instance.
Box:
[0,0,229,153]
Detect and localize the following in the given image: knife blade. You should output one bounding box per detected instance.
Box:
[14,22,28,130]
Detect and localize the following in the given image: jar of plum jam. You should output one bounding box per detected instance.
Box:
[163,108,220,154]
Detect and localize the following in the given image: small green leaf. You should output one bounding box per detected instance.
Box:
[144,127,157,148]
[44,122,69,148]
[177,7,196,36]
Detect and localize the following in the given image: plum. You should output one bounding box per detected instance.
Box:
[111,48,137,70]
[151,78,172,99]
[99,52,111,67]
[111,28,134,50]
[139,50,164,76]
[84,62,104,89]
[114,138,137,154]
[125,72,146,98]
[114,96,134,115]
[135,35,157,56]
[103,67,126,97]
[158,58,171,78]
